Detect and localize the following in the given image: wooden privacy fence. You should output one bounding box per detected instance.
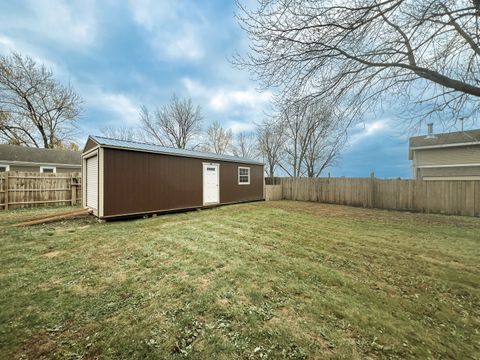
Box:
[0,172,81,210]
[265,177,480,217]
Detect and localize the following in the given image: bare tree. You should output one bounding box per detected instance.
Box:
[236,0,480,127]
[101,126,144,142]
[278,100,345,177]
[278,102,308,177]
[301,105,346,177]
[140,94,202,149]
[205,121,233,154]
[0,53,82,148]
[256,119,284,177]
[232,131,257,159]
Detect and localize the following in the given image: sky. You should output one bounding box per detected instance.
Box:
[0,0,474,178]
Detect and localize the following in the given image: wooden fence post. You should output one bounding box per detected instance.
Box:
[71,183,77,206]
[4,171,9,210]
[370,171,375,208]
[467,180,476,217]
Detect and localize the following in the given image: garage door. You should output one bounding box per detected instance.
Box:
[86,155,98,210]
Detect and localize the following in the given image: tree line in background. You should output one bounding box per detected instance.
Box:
[102,93,346,178]
[0,52,341,177]
[1,0,478,177]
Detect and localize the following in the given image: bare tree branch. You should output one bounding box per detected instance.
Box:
[256,119,284,177]
[0,52,82,148]
[101,126,145,142]
[205,121,233,154]
[235,0,480,126]
[232,131,258,159]
[140,94,203,149]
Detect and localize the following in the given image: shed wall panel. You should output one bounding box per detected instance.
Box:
[102,148,263,217]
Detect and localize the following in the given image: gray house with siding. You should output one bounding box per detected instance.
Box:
[0,144,81,173]
[409,127,480,180]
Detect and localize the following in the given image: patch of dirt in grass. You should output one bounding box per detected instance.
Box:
[268,307,298,324]
[70,283,103,295]
[218,298,229,305]
[16,333,58,359]
[55,224,91,233]
[38,276,62,290]
[42,250,66,258]
[197,276,211,291]
[268,307,334,354]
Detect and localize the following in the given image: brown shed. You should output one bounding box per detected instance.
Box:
[81,135,264,219]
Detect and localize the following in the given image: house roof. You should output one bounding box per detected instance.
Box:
[0,144,81,166]
[87,135,264,165]
[409,129,480,148]
[408,129,480,159]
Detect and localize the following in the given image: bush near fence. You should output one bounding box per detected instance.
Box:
[265,177,480,217]
[0,172,81,210]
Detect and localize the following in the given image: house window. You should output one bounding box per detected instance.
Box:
[238,166,250,185]
[0,164,9,172]
[40,166,56,173]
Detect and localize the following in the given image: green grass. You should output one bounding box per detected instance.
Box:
[0,201,479,359]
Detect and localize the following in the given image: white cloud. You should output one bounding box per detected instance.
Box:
[349,119,391,145]
[210,89,272,111]
[0,0,97,48]
[129,0,205,60]
[182,77,272,112]
[83,88,141,126]
[225,120,255,134]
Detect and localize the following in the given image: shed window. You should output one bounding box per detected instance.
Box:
[40,166,56,173]
[0,164,9,172]
[238,167,250,185]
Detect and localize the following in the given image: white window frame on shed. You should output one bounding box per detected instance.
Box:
[238,166,250,185]
[0,164,10,172]
[40,166,56,173]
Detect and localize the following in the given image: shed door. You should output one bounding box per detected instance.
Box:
[86,155,98,210]
[203,163,219,205]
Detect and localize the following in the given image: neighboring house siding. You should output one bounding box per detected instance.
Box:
[10,165,39,172]
[414,146,480,166]
[418,166,480,178]
[7,164,80,173]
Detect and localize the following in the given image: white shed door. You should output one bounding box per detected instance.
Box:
[86,155,98,210]
[203,163,219,205]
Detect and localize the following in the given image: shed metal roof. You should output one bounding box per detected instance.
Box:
[88,135,263,165]
[0,144,81,165]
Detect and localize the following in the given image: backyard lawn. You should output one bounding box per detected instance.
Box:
[0,201,479,359]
